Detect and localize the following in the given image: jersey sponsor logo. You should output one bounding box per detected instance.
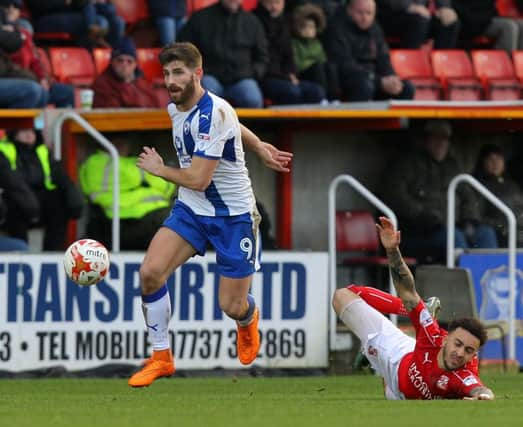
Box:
[200,113,210,120]
[198,133,210,141]
[463,375,478,386]
[419,308,434,327]
[436,375,449,390]
[408,361,433,399]
[183,121,191,135]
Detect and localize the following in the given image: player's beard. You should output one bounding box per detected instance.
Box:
[442,346,463,370]
[169,79,196,105]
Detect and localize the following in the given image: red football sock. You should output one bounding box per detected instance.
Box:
[346,285,409,316]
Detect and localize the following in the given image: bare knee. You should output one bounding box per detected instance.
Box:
[139,263,166,295]
[220,297,246,320]
[332,288,360,315]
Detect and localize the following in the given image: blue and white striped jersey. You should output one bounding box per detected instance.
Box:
[167,91,256,216]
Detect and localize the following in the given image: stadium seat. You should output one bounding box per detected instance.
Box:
[431,50,483,101]
[242,0,258,11]
[112,0,149,25]
[471,50,522,100]
[136,48,163,85]
[415,265,508,371]
[93,48,112,75]
[336,210,416,290]
[512,51,523,84]
[390,49,442,100]
[496,0,523,17]
[187,0,219,16]
[48,47,96,87]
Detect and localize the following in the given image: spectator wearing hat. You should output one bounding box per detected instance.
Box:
[92,37,163,108]
[380,120,498,263]
[474,144,523,247]
[1,0,34,34]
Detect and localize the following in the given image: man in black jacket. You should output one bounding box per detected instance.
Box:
[324,0,415,102]
[376,0,459,49]
[0,6,45,108]
[178,0,269,107]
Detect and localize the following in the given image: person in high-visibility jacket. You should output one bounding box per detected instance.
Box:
[0,128,84,250]
[79,138,176,250]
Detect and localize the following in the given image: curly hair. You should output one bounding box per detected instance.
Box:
[448,318,488,347]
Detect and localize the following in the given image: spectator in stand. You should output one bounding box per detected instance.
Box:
[2,0,33,34]
[375,0,459,49]
[90,1,125,47]
[291,3,340,102]
[3,1,75,107]
[324,0,415,102]
[0,188,29,250]
[254,0,326,105]
[92,37,162,108]
[178,0,269,108]
[79,136,176,251]
[0,6,47,108]
[452,0,521,52]
[25,0,119,47]
[380,120,498,263]
[285,0,343,24]
[474,144,523,247]
[148,0,187,46]
[0,128,84,251]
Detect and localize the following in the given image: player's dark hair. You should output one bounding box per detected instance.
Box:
[448,318,487,347]
[159,42,202,69]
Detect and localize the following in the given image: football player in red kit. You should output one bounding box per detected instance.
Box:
[332,217,494,400]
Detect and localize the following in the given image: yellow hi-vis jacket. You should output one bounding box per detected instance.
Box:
[79,150,176,219]
[0,139,56,190]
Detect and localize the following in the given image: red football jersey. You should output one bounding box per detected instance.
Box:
[397,301,483,399]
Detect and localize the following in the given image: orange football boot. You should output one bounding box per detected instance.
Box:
[128,349,175,387]
[237,308,260,365]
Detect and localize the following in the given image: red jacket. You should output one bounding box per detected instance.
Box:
[9,28,45,81]
[92,67,161,108]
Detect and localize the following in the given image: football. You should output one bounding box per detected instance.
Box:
[64,239,110,286]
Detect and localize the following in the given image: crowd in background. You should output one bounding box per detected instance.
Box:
[2,0,523,256]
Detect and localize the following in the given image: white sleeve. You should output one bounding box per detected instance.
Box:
[193,107,236,159]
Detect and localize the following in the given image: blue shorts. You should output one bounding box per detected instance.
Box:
[163,200,261,278]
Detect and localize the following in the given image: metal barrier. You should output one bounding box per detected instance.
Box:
[52,111,120,252]
[447,173,517,361]
[328,174,398,350]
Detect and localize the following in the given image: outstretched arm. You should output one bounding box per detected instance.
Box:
[240,124,293,173]
[376,217,421,312]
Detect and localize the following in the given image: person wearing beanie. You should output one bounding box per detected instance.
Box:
[92,37,163,108]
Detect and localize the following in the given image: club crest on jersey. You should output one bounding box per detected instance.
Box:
[367,345,378,357]
[419,308,434,327]
[436,375,449,390]
[183,121,191,135]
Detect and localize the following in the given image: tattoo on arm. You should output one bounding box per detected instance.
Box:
[387,248,418,310]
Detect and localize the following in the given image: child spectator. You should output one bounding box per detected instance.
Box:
[291,3,339,101]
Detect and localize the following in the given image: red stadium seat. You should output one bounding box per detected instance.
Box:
[512,51,523,84]
[390,49,442,100]
[336,210,416,290]
[496,0,523,17]
[471,50,522,100]
[187,0,219,16]
[242,0,258,11]
[136,48,163,85]
[93,48,112,75]
[48,47,96,87]
[431,50,483,101]
[112,0,149,24]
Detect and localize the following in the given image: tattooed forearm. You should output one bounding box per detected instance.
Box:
[386,247,419,310]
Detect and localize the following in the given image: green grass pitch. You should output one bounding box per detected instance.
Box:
[0,374,521,427]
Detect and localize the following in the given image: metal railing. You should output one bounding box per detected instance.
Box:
[447,173,517,361]
[328,174,398,351]
[52,111,120,252]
